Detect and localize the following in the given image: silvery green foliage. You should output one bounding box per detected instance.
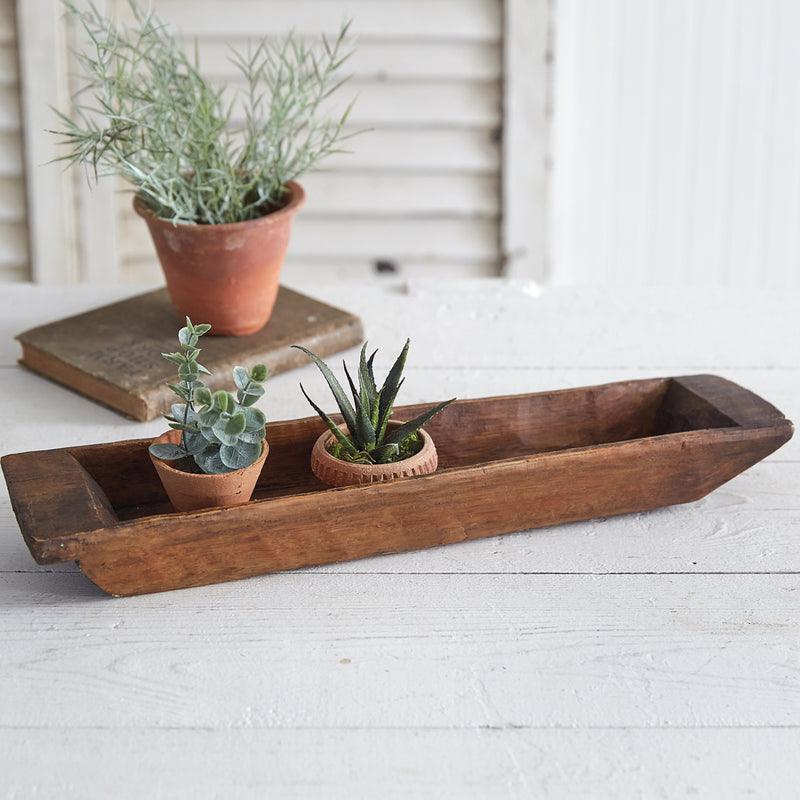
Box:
[294,340,454,465]
[51,1,359,224]
[149,318,268,474]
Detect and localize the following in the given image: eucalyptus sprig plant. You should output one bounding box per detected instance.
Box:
[294,340,454,465]
[52,0,359,224]
[149,318,268,474]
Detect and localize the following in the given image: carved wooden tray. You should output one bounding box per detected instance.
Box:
[2,375,793,596]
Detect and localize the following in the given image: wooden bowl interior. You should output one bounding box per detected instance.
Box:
[68,378,739,521]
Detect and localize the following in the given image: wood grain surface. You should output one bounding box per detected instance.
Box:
[3,374,791,595]
[15,286,364,420]
[1,281,798,799]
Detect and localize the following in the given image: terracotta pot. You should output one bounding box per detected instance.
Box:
[310,423,439,487]
[149,430,269,511]
[134,182,306,336]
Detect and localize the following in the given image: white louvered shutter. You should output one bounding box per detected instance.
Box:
[110,0,504,284]
[0,0,29,281]
[15,0,550,285]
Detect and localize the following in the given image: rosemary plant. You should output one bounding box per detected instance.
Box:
[149,318,268,474]
[52,1,358,224]
[294,340,455,465]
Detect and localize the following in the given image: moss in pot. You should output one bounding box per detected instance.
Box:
[149,318,269,511]
[294,340,455,487]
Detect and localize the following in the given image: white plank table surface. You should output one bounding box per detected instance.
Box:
[1,280,798,799]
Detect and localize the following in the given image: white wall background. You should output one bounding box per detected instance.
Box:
[551,0,800,288]
[11,0,511,285]
[5,1,800,288]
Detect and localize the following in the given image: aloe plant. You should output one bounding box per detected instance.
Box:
[294,340,454,464]
[149,318,268,474]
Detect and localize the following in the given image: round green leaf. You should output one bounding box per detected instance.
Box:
[225,412,247,437]
[233,366,249,390]
[148,442,185,461]
[194,386,212,406]
[220,441,261,470]
[251,364,268,382]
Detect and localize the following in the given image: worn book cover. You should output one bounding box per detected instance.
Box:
[16,286,364,421]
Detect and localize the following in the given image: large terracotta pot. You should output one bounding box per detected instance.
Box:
[134,182,306,336]
[149,430,269,511]
[310,423,439,488]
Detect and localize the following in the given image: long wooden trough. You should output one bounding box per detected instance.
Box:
[2,375,793,596]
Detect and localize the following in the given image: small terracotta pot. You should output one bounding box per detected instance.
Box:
[149,430,269,512]
[134,182,306,336]
[310,423,439,488]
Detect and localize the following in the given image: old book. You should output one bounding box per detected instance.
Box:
[16,286,364,421]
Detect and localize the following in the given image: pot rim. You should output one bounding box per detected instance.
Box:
[132,181,306,230]
[314,423,435,474]
[150,430,268,479]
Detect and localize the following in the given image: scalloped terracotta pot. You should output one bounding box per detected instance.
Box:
[134,182,306,336]
[149,430,269,512]
[310,423,439,488]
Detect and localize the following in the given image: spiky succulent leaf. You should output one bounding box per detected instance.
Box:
[343,362,376,450]
[344,360,360,404]
[292,345,358,434]
[358,344,378,412]
[354,413,376,451]
[371,390,382,430]
[365,348,378,396]
[376,377,404,443]
[294,339,457,465]
[370,442,400,464]
[377,339,410,429]
[299,383,358,457]
[382,398,455,448]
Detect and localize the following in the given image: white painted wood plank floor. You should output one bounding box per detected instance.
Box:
[1,280,798,799]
